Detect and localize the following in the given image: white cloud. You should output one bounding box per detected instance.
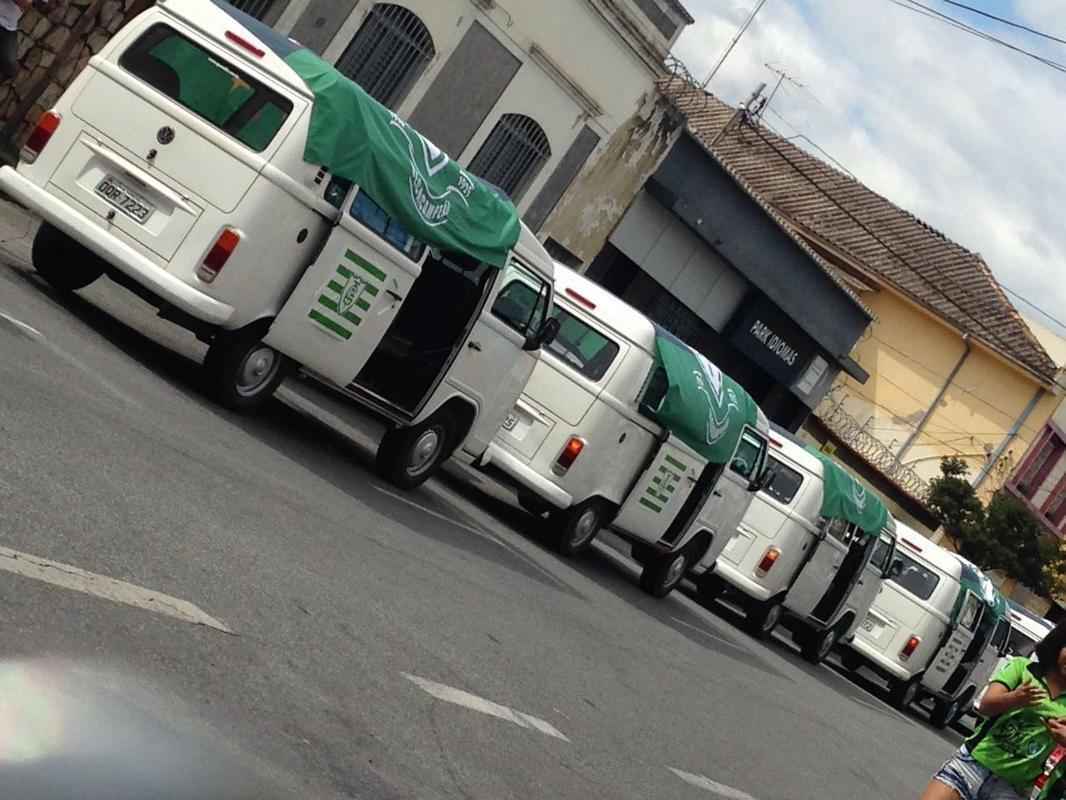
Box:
[673,0,1066,337]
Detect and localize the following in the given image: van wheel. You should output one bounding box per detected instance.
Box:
[203,328,288,411]
[631,543,656,566]
[551,499,608,556]
[376,412,457,490]
[931,695,961,730]
[889,675,922,711]
[32,222,104,292]
[800,623,840,665]
[838,648,863,672]
[744,598,784,639]
[639,547,692,599]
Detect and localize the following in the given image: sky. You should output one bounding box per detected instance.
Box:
[673,0,1066,340]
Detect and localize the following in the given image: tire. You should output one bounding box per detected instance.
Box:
[32,222,104,292]
[744,597,784,639]
[375,411,458,490]
[639,547,692,599]
[631,542,656,566]
[203,327,287,411]
[888,675,922,711]
[517,492,553,518]
[931,695,961,730]
[550,498,609,557]
[838,648,863,672]
[801,623,840,665]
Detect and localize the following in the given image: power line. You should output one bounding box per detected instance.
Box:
[999,284,1066,338]
[885,0,1066,74]
[937,0,1066,47]
[764,108,856,178]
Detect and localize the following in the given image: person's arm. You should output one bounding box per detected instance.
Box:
[978,681,1047,717]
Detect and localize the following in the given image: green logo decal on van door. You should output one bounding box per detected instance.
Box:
[639,455,687,513]
[308,250,384,341]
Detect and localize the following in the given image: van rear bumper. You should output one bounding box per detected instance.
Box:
[847,634,913,682]
[0,167,234,326]
[483,442,572,509]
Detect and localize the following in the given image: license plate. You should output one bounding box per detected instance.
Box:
[95,176,154,223]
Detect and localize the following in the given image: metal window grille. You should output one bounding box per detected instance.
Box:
[229,0,278,21]
[468,114,551,201]
[336,4,436,109]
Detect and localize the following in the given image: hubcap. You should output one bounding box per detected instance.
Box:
[762,603,783,633]
[236,346,279,397]
[570,508,600,547]
[818,629,837,659]
[406,427,443,476]
[664,553,687,587]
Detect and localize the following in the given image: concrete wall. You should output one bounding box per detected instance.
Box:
[826,286,1059,502]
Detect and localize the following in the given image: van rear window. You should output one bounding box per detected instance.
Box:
[120,25,293,152]
[761,457,803,504]
[888,551,941,601]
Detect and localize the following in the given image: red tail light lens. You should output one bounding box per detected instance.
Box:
[900,635,921,661]
[756,546,781,577]
[21,111,61,164]
[552,437,585,475]
[197,228,241,283]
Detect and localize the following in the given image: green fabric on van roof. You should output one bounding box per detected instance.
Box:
[807,449,890,536]
[282,49,521,268]
[955,556,1009,623]
[649,332,761,466]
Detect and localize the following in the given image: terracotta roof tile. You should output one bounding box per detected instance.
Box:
[660,80,1057,381]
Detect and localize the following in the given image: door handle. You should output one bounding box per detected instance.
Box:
[386,289,404,302]
[467,341,483,352]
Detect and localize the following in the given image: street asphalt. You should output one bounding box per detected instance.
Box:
[0,202,967,799]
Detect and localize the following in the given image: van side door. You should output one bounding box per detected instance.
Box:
[265,183,422,386]
[845,532,894,634]
[923,590,982,693]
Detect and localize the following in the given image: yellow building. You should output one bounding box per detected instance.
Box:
[670,86,1061,534]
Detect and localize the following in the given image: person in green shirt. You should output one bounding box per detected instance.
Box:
[921,622,1066,799]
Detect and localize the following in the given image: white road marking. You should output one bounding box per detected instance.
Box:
[374,485,501,543]
[669,767,758,800]
[403,673,569,742]
[0,546,232,634]
[0,310,43,339]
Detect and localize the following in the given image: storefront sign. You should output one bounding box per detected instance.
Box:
[728,296,818,385]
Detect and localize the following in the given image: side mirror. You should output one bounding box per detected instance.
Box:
[523,317,560,352]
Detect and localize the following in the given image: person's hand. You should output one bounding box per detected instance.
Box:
[1046,718,1066,747]
[1011,683,1048,708]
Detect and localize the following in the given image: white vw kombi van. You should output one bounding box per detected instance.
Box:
[843,526,1010,728]
[483,265,771,598]
[704,432,898,664]
[0,0,559,489]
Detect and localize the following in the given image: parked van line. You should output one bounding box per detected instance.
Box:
[702,428,897,665]
[843,524,1011,728]
[482,263,771,598]
[0,0,561,491]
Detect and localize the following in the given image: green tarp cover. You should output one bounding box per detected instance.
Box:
[808,449,890,536]
[650,332,761,465]
[283,49,521,268]
[956,556,1009,623]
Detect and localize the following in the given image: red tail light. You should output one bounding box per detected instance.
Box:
[900,635,921,661]
[756,547,781,577]
[225,31,266,58]
[21,111,61,164]
[197,228,241,283]
[552,437,585,475]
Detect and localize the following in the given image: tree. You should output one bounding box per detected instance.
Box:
[983,492,1045,592]
[927,457,986,556]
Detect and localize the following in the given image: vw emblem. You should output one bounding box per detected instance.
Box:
[156,126,175,145]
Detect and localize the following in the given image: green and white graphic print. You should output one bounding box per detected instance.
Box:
[308,249,385,341]
[640,454,687,514]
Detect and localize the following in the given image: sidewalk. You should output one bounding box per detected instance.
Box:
[0,198,38,273]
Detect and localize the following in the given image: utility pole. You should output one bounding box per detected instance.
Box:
[761,63,804,115]
[702,0,772,88]
[708,82,766,149]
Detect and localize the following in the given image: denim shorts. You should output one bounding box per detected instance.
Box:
[932,747,1023,800]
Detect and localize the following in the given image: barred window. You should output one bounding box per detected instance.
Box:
[467,114,551,201]
[228,0,279,21]
[336,4,435,109]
